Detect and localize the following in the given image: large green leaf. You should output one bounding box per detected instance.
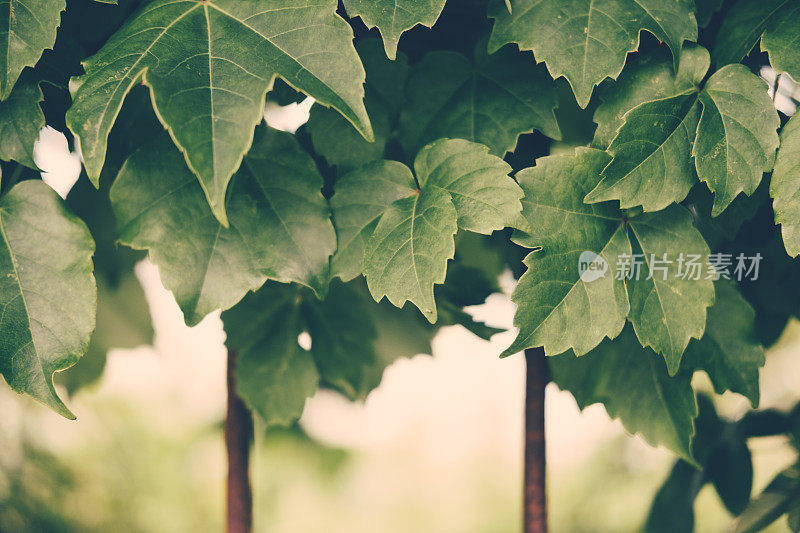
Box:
[0,0,65,99]
[771,114,800,257]
[694,65,779,215]
[307,40,409,174]
[487,0,698,107]
[0,71,44,168]
[222,284,319,426]
[550,325,697,461]
[0,180,96,419]
[684,281,764,407]
[626,207,714,374]
[342,0,446,60]
[363,185,457,323]
[713,0,799,82]
[399,43,560,158]
[585,91,701,211]
[414,138,522,234]
[330,160,418,282]
[112,126,335,325]
[587,61,778,215]
[760,2,800,82]
[592,45,710,151]
[66,0,372,225]
[504,148,630,357]
[301,281,378,400]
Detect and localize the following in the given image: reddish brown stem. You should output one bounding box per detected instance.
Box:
[226,348,253,533]
[524,347,548,533]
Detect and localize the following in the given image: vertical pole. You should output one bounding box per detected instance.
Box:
[524,347,548,533]
[226,348,253,533]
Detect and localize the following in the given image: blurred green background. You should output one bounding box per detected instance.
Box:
[1,259,799,533]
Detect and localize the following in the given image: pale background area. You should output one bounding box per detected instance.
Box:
[1,79,799,532]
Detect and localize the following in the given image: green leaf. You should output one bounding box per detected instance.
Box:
[685,180,767,250]
[342,0,446,60]
[683,281,765,407]
[414,138,522,234]
[626,206,714,374]
[771,114,800,257]
[488,0,698,107]
[550,325,697,461]
[712,0,795,72]
[0,71,44,168]
[585,91,701,211]
[504,148,630,357]
[307,39,409,173]
[364,186,457,323]
[222,284,319,427]
[301,281,379,400]
[593,45,710,151]
[761,3,800,82]
[0,180,96,419]
[694,65,779,215]
[330,160,418,282]
[399,43,560,158]
[0,0,65,99]
[644,460,702,533]
[66,0,372,225]
[694,0,723,27]
[112,127,335,325]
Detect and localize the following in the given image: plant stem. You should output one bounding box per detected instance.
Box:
[226,348,253,533]
[524,347,549,533]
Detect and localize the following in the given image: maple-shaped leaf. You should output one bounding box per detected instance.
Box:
[333,139,522,320]
[694,65,779,215]
[772,114,800,257]
[112,126,335,326]
[0,0,65,99]
[330,160,418,282]
[488,0,698,107]
[0,180,96,419]
[307,39,409,173]
[551,325,697,461]
[504,148,630,357]
[684,281,765,407]
[586,56,778,214]
[399,43,560,158]
[626,206,714,374]
[364,186,457,323]
[714,0,800,82]
[593,45,710,151]
[66,0,372,225]
[506,147,713,369]
[342,0,446,60]
[414,138,523,234]
[222,284,319,426]
[585,91,702,211]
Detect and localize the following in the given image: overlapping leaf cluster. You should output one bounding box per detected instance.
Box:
[0,2,798,508]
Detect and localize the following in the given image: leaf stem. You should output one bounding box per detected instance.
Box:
[226,348,253,533]
[524,347,549,533]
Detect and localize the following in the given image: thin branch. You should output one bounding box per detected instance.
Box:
[524,347,549,533]
[226,348,253,533]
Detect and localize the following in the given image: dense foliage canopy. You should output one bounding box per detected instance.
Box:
[1,0,800,529]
